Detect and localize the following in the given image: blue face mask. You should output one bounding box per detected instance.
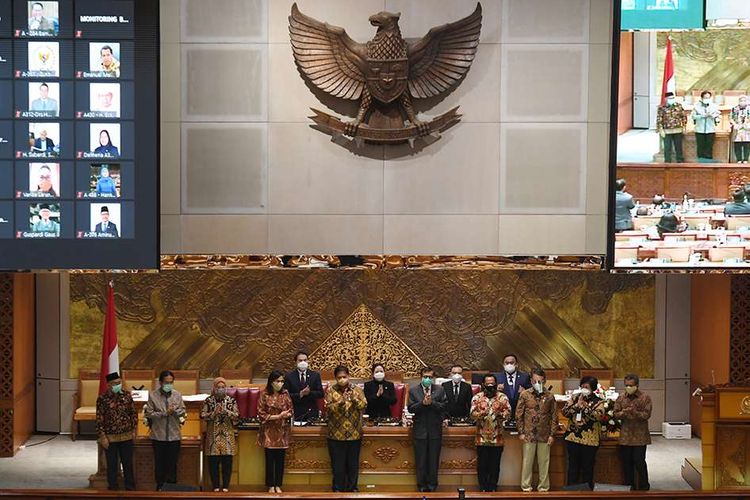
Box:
[421,377,432,388]
[111,383,122,394]
[162,383,173,393]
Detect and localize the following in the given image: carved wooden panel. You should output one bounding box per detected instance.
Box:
[69,271,655,380]
[617,164,750,201]
[730,276,750,385]
[0,274,14,457]
[716,425,750,488]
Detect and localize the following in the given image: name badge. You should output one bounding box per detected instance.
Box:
[576,412,582,422]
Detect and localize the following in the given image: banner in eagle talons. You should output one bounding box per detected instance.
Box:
[289,2,482,148]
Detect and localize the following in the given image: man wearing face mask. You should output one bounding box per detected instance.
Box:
[731,95,750,163]
[364,363,397,419]
[562,376,605,490]
[494,354,531,422]
[442,365,472,419]
[284,350,324,421]
[408,366,447,492]
[325,365,367,492]
[470,374,511,492]
[144,370,186,490]
[691,90,721,160]
[656,92,687,163]
[96,372,137,491]
[613,374,652,491]
[516,368,557,493]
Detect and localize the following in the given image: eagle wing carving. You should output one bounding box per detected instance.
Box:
[407,3,482,99]
[289,3,367,100]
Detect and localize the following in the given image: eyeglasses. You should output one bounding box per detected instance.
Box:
[39,175,51,180]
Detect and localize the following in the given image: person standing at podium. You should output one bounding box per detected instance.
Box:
[144,370,186,491]
[614,374,652,491]
[562,376,605,491]
[656,92,687,163]
[442,364,472,419]
[200,377,240,492]
[325,365,367,492]
[258,370,294,493]
[470,373,511,492]
[516,368,557,493]
[284,350,324,421]
[494,354,531,420]
[363,363,396,419]
[408,366,447,492]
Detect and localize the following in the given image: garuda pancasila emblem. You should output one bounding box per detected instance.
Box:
[289,3,482,146]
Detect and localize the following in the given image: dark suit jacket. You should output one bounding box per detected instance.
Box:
[95,222,119,237]
[408,384,447,440]
[441,380,473,418]
[363,380,396,419]
[283,369,324,420]
[493,370,531,415]
[33,137,54,152]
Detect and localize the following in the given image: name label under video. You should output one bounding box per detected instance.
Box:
[17,151,59,159]
[17,191,56,199]
[77,111,118,119]
[77,152,119,160]
[16,110,58,119]
[16,70,57,78]
[78,231,117,239]
[77,71,118,79]
[78,16,130,24]
[77,192,116,199]
[17,231,58,238]
[15,30,56,38]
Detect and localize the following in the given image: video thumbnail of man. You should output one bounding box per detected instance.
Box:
[76,82,135,119]
[19,162,60,198]
[18,122,58,158]
[25,201,60,237]
[89,42,119,78]
[87,202,119,238]
[14,81,74,118]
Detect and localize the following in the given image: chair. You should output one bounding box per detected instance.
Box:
[385,371,403,383]
[726,216,750,230]
[167,369,199,395]
[682,217,710,230]
[615,232,647,242]
[543,369,567,395]
[708,246,745,262]
[121,369,155,392]
[72,370,100,441]
[391,383,408,419]
[632,216,661,230]
[470,384,481,395]
[467,371,490,385]
[662,233,697,242]
[614,246,639,262]
[579,369,615,390]
[220,368,252,387]
[320,370,334,382]
[317,382,329,417]
[656,246,691,263]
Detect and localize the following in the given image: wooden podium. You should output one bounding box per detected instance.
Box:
[700,387,750,490]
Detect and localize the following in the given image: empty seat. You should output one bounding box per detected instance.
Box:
[708,246,745,262]
[656,246,691,263]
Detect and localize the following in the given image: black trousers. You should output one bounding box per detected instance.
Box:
[663,133,684,163]
[208,455,233,490]
[566,441,598,490]
[152,440,180,490]
[414,438,442,492]
[735,142,750,162]
[620,445,650,490]
[696,132,715,159]
[105,439,135,491]
[327,439,361,492]
[476,445,503,492]
[264,448,286,488]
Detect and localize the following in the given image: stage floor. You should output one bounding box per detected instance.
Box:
[0,434,698,491]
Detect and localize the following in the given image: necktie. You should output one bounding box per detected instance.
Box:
[509,374,514,387]
[301,372,306,384]
[454,384,458,397]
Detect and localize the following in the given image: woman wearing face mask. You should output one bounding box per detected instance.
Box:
[200,377,240,492]
[258,370,294,493]
[470,374,511,492]
[324,365,367,492]
[144,370,186,491]
[562,376,605,490]
[691,90,721,160]
[731,95,750,163]
[363,363,396,419]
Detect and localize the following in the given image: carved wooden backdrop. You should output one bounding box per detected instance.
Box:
[730,276,750,384]
[0,275,15,456]
[69,270,655,380]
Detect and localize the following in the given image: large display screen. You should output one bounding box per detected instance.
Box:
[0,0,159,269]
[621,0,705,30]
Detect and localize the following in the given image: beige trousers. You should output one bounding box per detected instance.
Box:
[521,441,551,491]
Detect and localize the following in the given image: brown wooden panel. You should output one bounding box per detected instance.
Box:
[12,274,35,453]
[617,163,750,201]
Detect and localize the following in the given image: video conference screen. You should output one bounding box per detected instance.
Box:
[621,0,705,30]
[0,0,158,269]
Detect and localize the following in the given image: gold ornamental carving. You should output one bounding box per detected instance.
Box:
[396,460,415,470]
[741,396,750,415]
[440,458,477,470]
[373,446,399,464]
[310,304,426,378]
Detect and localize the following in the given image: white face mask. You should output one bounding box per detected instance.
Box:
[579,388,591,396]
[702,98,711,105]
[373,371,385,382]
[533,382,544,393]
[297,361,309,371]
[504,364,516,374]
[666,97,676,105]
[451,373,462,383]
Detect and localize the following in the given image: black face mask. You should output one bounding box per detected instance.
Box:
[484,384,497,396]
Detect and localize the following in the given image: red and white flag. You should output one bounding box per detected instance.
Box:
[98,281,120,395]
[660,35,675,105]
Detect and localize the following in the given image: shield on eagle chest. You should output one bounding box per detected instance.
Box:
[365,57,408,104]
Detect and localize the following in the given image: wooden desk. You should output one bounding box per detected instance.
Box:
[616,163,750,202]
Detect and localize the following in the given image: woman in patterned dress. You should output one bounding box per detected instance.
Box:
[258,369,294,493]
[200,377,240,492]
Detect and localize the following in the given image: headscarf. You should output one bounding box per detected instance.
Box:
[212,377,227,395]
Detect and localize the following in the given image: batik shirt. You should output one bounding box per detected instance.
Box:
[470,391,511,446]
[516,387,558,442]
[563,394,605,447]
[325,384,367,441]
[96,389,137,442]
[200,395,240,456]
[613,390,652,446]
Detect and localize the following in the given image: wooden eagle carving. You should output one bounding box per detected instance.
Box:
[289,3,482,145]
